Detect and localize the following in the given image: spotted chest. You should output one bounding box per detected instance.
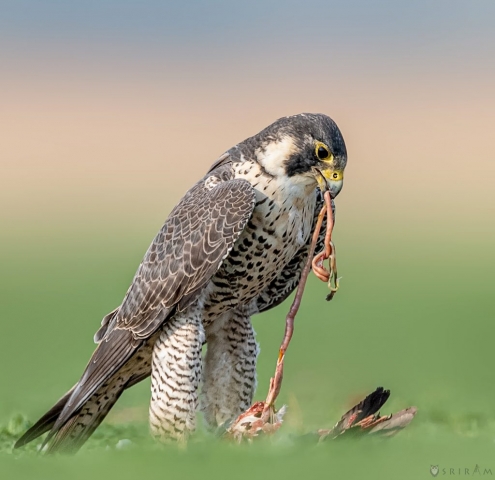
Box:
[202,160,317,323]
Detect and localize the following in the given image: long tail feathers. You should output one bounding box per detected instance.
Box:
[14,386,75,449]
[42,386,126,454]
[14,371,148,453]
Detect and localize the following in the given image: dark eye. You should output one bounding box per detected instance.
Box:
[316,144,330,160]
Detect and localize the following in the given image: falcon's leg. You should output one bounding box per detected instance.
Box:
[149,309,205,442]
[201,310,259,429]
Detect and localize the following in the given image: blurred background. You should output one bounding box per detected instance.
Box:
[1,0,495,477]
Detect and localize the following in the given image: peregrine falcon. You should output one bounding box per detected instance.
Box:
[15,113,347,452]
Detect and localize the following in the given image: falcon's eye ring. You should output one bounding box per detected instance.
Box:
[315,142,332,161]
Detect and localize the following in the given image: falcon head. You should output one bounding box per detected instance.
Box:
[242,113,347,198]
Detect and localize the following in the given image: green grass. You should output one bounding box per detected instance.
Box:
[1,215,494,479]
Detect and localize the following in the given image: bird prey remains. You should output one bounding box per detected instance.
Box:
[16,113,347,453]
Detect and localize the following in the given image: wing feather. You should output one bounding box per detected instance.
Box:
[48,165,256,441]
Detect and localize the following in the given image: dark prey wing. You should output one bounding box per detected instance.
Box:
[49,171,256,439]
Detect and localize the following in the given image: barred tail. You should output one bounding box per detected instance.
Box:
[15,371,148,453]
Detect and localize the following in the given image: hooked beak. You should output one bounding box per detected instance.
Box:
[313,167,344,198]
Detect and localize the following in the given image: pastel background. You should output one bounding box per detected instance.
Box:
[1,1,495,478]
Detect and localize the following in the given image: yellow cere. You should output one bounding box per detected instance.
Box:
[321,168,344,182]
